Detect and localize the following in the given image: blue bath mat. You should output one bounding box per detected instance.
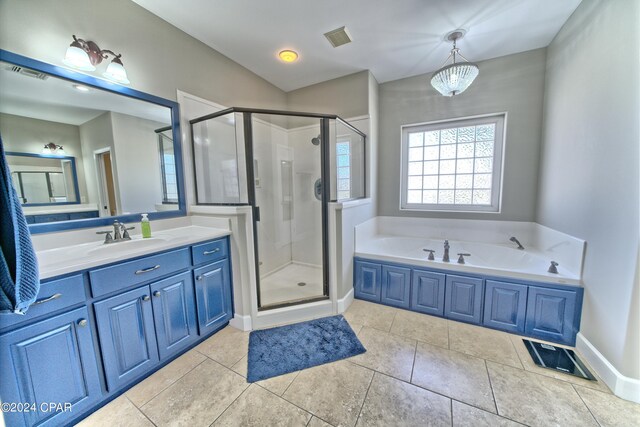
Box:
[247,315,366,382]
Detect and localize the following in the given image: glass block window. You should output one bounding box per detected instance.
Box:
[336,140,351,200]
[400,114,505,212]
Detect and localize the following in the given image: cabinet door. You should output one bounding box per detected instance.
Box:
[381,265,411,308]
[411,269,446,316]
[445,274,484,324]
[0,308,101,427]
[151,272,198,359]
[94,286,159,391]
[525,286,578,345]
[483,280,527,333]
[354,260,382,302]
[193,259,233,336]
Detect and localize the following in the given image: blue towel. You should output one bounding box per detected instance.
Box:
[0,135,39,314]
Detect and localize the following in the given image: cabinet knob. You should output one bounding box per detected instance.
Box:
[142,295,150,301]
[196,275,204,281]
[77,319,88,327]
[153,291,161,297]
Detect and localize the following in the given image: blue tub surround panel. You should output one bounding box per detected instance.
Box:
[354,257,583,346]
[0,236,233,427]
[247,315,365,382]
[0,137,40,314]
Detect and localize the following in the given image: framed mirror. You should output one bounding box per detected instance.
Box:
[0,50,186,233]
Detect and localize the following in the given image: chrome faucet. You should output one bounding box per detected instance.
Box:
[509,236,525,250]
[96,221,134,244]
[443,240,450,262]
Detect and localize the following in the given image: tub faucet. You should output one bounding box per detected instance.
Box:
[509,236,525,250]
[443,240,450,262]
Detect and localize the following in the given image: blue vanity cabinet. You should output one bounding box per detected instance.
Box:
[150,272,198,359]
[193,259,233,336]
[354,259,382,302]
[381,265,411,308]
[525,286,579,345]
[0,307,102,427]
[444,274,484,324]
[411,269,446,316]
[483,280,528,333]
[94,286,160,391]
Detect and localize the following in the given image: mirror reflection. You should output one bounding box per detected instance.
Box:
[0,60,179,224]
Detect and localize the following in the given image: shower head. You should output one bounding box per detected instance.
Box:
[311,135,321,146]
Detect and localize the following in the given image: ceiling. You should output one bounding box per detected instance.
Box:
[133,0,581,92]
[0,62,171,126]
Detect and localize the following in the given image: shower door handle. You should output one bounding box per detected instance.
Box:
[253,206,260,222]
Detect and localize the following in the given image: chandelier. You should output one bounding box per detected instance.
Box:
[431,30,479,97]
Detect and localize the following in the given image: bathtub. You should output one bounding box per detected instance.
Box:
[355,217,585,286]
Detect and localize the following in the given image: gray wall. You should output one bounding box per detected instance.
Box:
[0,0,287,109]
[537,0,639,378]
[378,49,546,221]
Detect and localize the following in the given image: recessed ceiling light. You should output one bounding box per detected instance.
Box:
[73,84,90,92]
[278,50,299,63]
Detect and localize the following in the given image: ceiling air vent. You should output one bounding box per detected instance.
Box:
[324,26,352,48]
[5,65,49,80]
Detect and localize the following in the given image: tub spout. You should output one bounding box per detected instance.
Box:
[509,236,525,250]
[443,240,450,262]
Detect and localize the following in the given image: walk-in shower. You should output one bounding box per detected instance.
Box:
[190,108,365,310]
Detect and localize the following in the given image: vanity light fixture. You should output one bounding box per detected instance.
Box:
[431,30,479,97]
[278,50,299,63]
[63,35,130,84]
[42,143,65,155]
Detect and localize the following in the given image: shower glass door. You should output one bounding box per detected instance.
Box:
[251,113,328,309]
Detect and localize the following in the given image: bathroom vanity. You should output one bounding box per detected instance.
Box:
[0,233,232,427]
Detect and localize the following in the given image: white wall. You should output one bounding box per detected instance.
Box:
[378,49,547,221]
[537,0,639,382]
[78,112,116,208]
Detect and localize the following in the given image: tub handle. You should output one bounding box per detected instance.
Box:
[548,261,559,274]
[423,249,435,261]
[457,253,471,264]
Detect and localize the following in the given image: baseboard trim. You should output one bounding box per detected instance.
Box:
[576,332,640,403]
[229,314,252,331]
[337,288,354,313]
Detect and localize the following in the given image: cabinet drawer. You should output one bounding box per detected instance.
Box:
[0,275,85,330]
[192,238,229,266]
[90,248,190,297]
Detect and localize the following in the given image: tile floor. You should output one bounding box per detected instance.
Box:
[260,263,324,306]
[77,300,640,427]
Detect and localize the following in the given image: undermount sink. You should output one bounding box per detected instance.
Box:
[87,237,171,256]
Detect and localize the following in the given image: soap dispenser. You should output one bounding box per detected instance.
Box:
[141,213,151,238]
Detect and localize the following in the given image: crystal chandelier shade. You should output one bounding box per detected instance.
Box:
[431,30,479,97]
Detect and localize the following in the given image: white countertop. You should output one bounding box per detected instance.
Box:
[23,204,99,215]
[37,225,231,280]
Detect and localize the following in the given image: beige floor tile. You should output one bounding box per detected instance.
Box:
[141,358,249,427]
[390,309,449,348]
[509,334,612,393]
[231,354,299,396]
[76,396,153,427]
[356,373,451,427]
[448,321,522,369]
[283,359,374,427]
[307,416,335,426]
[350,326,416,382]
[348,322,364,336]
[195,325,249,367]
[411,341,496,413]
[487,361,598,427]
[213,384,311,426]
[575,385,640,427]
[452,400,521,426]
[126,349,206,407]
[343,300,397,332]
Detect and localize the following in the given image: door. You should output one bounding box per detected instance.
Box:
[411,269,446,316]
[96,149,117,216]
[445,274,484,324]
[94,286,159,391]
[0,308,101,427]
[483,280,527,333]
[354,259,382,302]
[194,259,233,336]
[151,272,198,359]
[381,265,411,308]
[525,286,578,345]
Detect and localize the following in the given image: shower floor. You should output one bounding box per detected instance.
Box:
[260,263,324,307]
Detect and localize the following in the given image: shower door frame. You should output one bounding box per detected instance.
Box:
[190,107,366,311]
